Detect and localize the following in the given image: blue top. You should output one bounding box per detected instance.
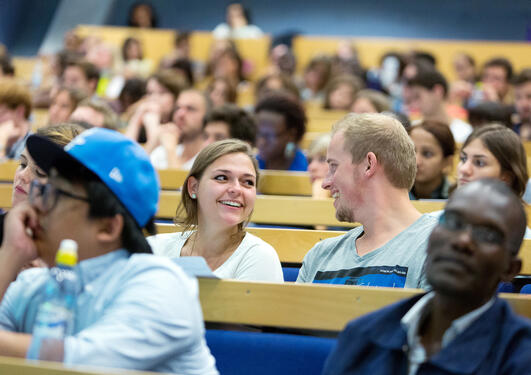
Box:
[257,148,308,171]
[0,250,218,375]
[322,294,531,375]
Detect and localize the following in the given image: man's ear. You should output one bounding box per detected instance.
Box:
[96,214,124,244]
[500,257,522,283]
[365,152,378,177]
[187,176,199,198]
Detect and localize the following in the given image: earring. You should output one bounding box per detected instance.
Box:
[191,193,197,199]
[284,142,296,159]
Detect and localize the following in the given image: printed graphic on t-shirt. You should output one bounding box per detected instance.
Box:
[313,265,408,287]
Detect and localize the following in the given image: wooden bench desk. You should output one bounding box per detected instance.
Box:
[198,279,531,331]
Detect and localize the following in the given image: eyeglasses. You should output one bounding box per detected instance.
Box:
[439,211,504,245]
[29,180,89,214]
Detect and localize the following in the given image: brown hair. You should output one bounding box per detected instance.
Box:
[332,113,417,189]
[353,89,392,113]
[409,121,455,158]
[323,74,363,110]
[0,78,32,119]
[175,139,259,233]
[462,123,528,197]
[77,98,120,130]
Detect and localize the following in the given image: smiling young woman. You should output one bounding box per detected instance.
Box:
[148,139,283,281]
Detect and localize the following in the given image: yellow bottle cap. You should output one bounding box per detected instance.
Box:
[55,239,78,267]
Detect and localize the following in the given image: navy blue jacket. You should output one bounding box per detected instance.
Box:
[323,294,531,375]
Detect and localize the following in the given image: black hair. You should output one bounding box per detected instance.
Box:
[513,68,531,87]
[128,2,158,28]
[170,58,195,87]
[483,57,514,81]
[119,77,146,110]
[55,158,155,254]
[255,93,307,142]
[203,104,256,145]
[467,101,513,128]
[406,69,448,97]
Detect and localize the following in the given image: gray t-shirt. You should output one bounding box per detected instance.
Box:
[296,214,437,289]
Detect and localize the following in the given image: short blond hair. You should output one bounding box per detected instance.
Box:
[332,113,416,189]
[0,78,32,119]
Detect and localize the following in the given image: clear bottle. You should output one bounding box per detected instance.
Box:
[26,239,78,361]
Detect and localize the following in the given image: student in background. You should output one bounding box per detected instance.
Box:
[47,87,87,126]
[322,74,363,111]
[408,121,455,200]
[2,124,84,248]
[255,94,308,171]
[0,79,32,160]
[148,139,283,282]
[202,104,256,146]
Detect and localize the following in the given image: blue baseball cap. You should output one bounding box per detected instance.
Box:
[26,128,160,228]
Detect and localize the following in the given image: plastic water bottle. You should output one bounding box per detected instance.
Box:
[26,239,78,360]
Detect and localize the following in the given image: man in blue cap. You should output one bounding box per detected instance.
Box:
[0,128,218,374]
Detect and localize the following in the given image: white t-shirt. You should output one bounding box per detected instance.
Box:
[148,231,284,282]
[150,144,197,170]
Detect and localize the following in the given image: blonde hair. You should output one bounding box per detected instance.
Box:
[332,113,416,189]
[307,134,331,158]
[353,89,391,113]
[36,123,85,146]
[175,139,259,233]
[0,78,32,119]
[77,98,120,130]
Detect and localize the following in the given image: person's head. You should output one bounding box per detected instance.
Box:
[457,123,528,197]
[514,68,531,124]
[481,57,513,100]
[226,3,249,27]
[26,128,159,265]
[378,52,407,90]
[128,2,157,28]
[118,77,146,112]
[62,60,100,96]
[323,113,415,222]
[69,98,120,130]
[323,74,363,111]
[122,37,143,61]
[307,134,331,184]
[408,121,455,188]
[213,48,245,84]
[304,55,332,93]
[255,94,307,167]
[175,31,191,57]
[170,58,195,87]
[425,179,525,304]
[173,89,211,142]
[0,78,32,125]
[146,70,184,122]
[255,73,300,102]
[12,123,84,207]
[177,139,259,234]
[48,87,87,125]
[351,89,391,114]
[206,77,237,107]
[453,52,476,82]
[404,69,448,116]
[203,104,256,146]
[467,101,513,128]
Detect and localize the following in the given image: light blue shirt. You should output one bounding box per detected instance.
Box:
[0,250,218,375]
